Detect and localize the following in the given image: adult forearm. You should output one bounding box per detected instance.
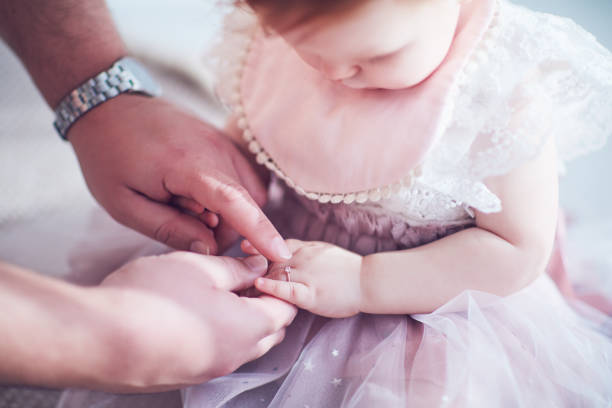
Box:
[0,0,126,107]
[0,261,127,389]
[360,226,552,315]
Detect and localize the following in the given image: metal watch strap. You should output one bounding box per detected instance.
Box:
[53,57,161,140]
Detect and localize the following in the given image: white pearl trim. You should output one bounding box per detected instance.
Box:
[230,0,501,205]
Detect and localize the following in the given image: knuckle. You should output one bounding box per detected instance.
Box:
[205,359,234,380]
[254,344,269,360]
[253,214,272,231]
[153,219,180,245]
[274,329,286,346]
[257,313,277,336]
[279,328,287,341]
[102,190,143,230]
[215,180,249,205]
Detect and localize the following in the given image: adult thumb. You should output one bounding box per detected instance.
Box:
[207,255,269,292]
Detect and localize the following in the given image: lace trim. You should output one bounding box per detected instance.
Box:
[228,0,501,205]
[419,0,612,213]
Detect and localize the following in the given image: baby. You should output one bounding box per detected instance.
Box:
[210,0,612,406]
[233,0,560,317]
[185,0,611,406]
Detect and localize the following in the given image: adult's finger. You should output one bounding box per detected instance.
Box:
[171,170,291,262]
[240,239,260,255]
[232,149,268,207]
[171,197,220,228]
[200,212,220,229]
[170,196,205,215]
[241,295,298,337]
[200,255,269,291]
[213,218,240,255]
[113,188,217,254]
[251,329,287,361]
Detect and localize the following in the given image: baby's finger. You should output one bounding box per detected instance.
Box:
[241,239,260,255]
[171,196,205,215]
[284,239,305,253]
[265,264,302,284]
[255,277,311,308]
[200,211,220,228]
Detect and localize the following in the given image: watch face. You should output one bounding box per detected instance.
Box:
[120,57,162,97]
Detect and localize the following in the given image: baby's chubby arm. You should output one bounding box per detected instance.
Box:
[254,136,559,316]
[361,135,559,314]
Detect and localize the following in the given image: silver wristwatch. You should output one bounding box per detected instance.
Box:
[53,57,162,140]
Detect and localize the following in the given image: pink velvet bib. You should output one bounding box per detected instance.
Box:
[238,0,497,197]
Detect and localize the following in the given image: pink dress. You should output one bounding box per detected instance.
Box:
[58,0,612,406]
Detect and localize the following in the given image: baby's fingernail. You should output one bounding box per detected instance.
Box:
[190,241,210,255]
[244,255,268,275]
[272,237,292,260]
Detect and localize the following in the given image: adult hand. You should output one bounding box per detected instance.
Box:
[96,251,297,392]
[68,95,292,261]
[0,253,296,392]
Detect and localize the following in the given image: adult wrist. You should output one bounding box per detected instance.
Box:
[0,264,125,389]
[0,0,128,107]
[53,56,162,140]
[73,286,155,391]
[45,285,167,392]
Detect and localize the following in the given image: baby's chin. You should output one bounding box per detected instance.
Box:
[341,72,433,91]
[341,82,407,91]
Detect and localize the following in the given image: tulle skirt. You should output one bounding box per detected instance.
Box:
[58,268,612,407]
[180,274,612,408]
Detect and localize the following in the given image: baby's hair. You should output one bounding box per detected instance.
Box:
[237,0,370,33]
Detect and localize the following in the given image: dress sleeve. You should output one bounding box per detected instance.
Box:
[419,1,612,214]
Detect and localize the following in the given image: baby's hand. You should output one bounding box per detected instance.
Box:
[252,239,363,318]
